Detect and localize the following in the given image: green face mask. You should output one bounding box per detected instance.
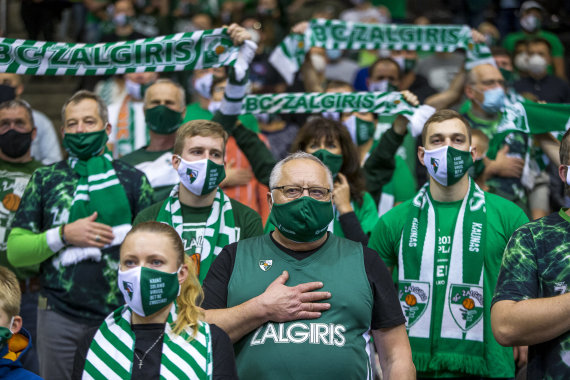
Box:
[270,195,334,243]
[145,105,183,135]
[63,129,109,160]
[311,149,343,178]
[499,67,514,85]
[118,265,180,317]
[176,156,226,196]
[0,318,13,351]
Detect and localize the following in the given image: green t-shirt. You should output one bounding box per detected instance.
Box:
[184,102,259,133]
[369,190,528,378]
[0,159,43,279]
[493,209,570,379]
[263,192,378,238]
[378,156,417,216]
[120,147,177,203]
[134,196,263,280]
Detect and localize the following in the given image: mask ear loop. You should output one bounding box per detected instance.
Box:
[8,316,14,334]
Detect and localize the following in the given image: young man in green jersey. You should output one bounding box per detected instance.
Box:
[369,109,529,378]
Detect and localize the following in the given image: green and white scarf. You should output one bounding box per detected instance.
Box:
[83,303,212,379]
[398,179,487,375]
[156,185,237,283]
[52,150,132,268]
[242,91,416,115]
[0,28,238,75]
[270,19,495,84]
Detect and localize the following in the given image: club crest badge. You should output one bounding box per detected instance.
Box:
[431,157,439,174]
[399,281,430,328]
[449,284,484,332]
[123,281,134,300]
[186,168,199,184]
[259,260,273,272]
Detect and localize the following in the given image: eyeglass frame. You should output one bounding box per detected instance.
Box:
[271,185,332,200]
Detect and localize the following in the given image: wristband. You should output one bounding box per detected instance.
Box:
[59,224,68,245]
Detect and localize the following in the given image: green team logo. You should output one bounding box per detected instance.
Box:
[430,157,439,174]
[123,281,134,300]
[202,35,234,66]
[186,168,199,184]
[259,260,272,271]
[399,281,430,328]
[449,284,484,332]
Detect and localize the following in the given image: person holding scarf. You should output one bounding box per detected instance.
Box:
[6,90,154,379]
[369,109,528,378]
[133,120,263,284]
[71,221,237,379]
[201,151,415,379]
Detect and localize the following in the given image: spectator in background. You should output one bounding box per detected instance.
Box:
[100,0,146,42]
[503,1,566,80]
[0,73,62,165]
[106,72,159,157]
[514,38,570,103]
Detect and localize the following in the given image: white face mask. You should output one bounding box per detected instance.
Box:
[322,111,340,121]
[310,54,327,73]
[194,73,213,99]
[118,266,181,317]
[527,54,547,75]
[514,52,529,72]
[125,79,144,100]
[566,165,570,186]
[423,145,473,186]
[392,56,405,72]
[368,79,389,92]
[176,156,226,196]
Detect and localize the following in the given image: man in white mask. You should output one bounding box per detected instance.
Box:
[513,38,570,103]
[133,119,263,285]
[369,109,529,379]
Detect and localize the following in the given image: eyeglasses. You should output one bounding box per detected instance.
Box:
[272,185,332,200]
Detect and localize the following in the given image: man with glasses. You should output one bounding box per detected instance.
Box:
[462,63,530,213]
[202,151,415,379]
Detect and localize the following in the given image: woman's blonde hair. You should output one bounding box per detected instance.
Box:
[123,222,204,338]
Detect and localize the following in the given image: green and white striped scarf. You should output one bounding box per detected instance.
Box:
[0,28,238,75]
[270,19,494,84]
[398,179,487,375]
[156,185,237,284]
[83,303,213,379]
[242,91,416,115]
[52,149,132,267]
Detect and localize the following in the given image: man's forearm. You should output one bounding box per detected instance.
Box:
[492,295,570,346]
[203,297,268,343]
[7,227,60,267]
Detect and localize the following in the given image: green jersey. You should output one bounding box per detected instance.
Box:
[9,160,153,323]
[120,147,177,203]
[0,159,43,279]
[228,234,374,380]
[493,209,570,379]
[369,191,528,378]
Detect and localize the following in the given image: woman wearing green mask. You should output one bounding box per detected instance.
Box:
[264,117,379,244]
[72,221,237,379]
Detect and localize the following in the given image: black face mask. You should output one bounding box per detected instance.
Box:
[0,85,16,104]
[0,129,33,158]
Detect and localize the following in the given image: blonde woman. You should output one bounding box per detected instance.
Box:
[72,221,237,379]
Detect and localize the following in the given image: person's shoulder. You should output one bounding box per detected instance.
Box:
[484,191,525,214]
[112,158,146,178]
[119,147,150,165]
[229,197,262,219]
[383,198,414,220]
[134,201,163,224]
